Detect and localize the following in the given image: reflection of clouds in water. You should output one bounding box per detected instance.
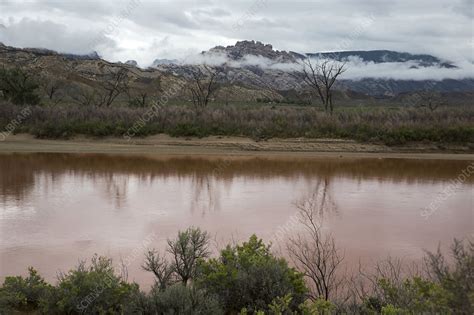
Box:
[0,203,36,220]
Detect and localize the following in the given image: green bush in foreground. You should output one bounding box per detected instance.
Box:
[147,283,223,314]
[0,267,51,312]
[364,277,452,314]
[0,233,472,314]
[41,255,140,314]
[198,235,307,313]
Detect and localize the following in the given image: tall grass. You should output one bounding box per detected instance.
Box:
[0,102,473,145]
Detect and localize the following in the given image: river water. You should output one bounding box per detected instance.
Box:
[0,153,472,288]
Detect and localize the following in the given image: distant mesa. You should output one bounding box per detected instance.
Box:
[28,46,101,60]
[125,60,138,67]
[152,58,178,67]
[61,51,101,60]
[0,42,101,60]
[206,40,299,63]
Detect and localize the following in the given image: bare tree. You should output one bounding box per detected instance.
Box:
[71,86,98,106]
[287,191,344,301]
[187,65,220,113]
[138,92,148,107]
[128,76,162,107]
[41,77,66,105]
[417,90,442,112]
[143,249,176,291]
[128,92,148,107]
[99,67,130,107]
[300,57,347,114]
[347,256,421,306]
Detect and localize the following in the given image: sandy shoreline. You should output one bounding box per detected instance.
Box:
[0,134,473,160]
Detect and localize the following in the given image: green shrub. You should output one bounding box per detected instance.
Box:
[299,298,336,315]
[147,283,223,314]
[0,235,471,314]
[0,267,51,312]
[425,239,474,314]
[197,235,307,313]
[374,277,452,313]
[32,122,72,139]
[268,294,294,314]
[169,122,209,138]
[41,255,140,314]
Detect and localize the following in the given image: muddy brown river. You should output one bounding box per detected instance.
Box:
[0,153,472,288]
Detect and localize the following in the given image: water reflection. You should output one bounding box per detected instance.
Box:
[0,153,472,287]
[1,153,472,206]
[102,174,129,210]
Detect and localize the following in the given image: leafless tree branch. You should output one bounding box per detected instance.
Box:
[300,57,347,114]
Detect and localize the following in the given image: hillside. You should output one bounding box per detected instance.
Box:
[0,40,473,105]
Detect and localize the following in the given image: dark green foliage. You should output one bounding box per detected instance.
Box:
[197,235,307,313]
[128,98,147,108]
[0,67,41,105]
[424,239,474,314]
[360,239,473,314]
[364,277,452,314]
[0,235,471,314]
[147,284,223,315]
[0,267,51,312]
[40,255,141,314]
[299,298,336,314]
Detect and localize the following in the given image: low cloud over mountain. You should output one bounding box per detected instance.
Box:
[162,41,474,82]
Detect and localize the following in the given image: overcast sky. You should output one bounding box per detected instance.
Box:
[0,0,472,67]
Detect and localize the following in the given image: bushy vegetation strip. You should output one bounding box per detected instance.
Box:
[1,102,472,145]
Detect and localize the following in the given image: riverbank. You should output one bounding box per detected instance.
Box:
[0,134,473,160]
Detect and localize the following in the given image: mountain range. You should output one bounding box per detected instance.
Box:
[152,41,473,97]
[0,40,473,102]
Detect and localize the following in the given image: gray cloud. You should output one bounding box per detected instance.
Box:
[0,0,472,67]
[0,17,117,54]
[183,52,474,81]
[340,58,474,81]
